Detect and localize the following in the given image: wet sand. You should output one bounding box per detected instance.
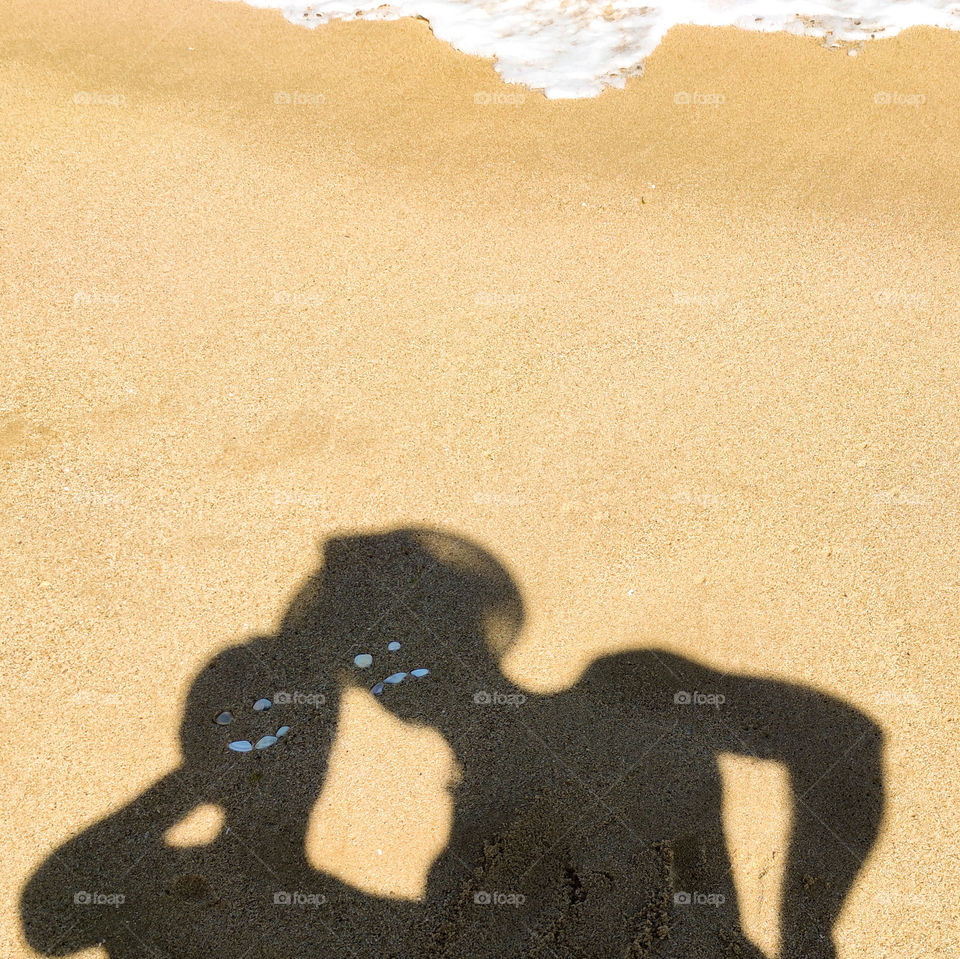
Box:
[2,1,959,956]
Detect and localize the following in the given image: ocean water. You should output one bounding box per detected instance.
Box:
[233,0,960,97]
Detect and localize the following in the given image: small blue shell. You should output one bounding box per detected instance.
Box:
[228,740,253,753]
[354,654,373,668]
[215,711,234,725]
[253,698,272,711]
[255,735,278,750]
[276,726,290,737]
[384,672,407,685]
[387,641,401,652]
[371,682,385,695]
[411,668,430,678]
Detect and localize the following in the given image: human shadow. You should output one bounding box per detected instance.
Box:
[22,527,884,959]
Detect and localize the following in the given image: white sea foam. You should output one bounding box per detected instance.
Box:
[231,0,960,97]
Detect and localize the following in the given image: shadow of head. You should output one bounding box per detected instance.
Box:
[19,527,528,959]
[274,526,526,723]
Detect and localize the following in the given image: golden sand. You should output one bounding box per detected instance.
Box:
[2,0,958,955]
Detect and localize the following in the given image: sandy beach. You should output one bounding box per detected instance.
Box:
[2,0,959,955]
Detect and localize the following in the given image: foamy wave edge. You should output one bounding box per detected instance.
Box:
[230,0,960,97]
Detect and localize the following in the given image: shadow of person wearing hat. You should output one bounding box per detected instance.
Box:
[22,527,884,959]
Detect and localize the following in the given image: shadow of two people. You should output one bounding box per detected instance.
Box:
[21,527,884,959]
